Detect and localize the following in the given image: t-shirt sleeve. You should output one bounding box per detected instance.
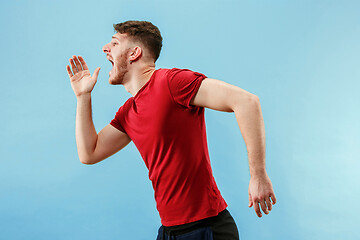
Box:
[167,68,207,108]
[110,104,127,133]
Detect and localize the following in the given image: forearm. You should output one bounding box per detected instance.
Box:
[75,93,98,163]
[233,96,266,177]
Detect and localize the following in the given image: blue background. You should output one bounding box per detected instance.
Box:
[1,0,359,239]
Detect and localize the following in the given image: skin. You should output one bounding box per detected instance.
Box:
[66,32,277,218]
[191,79,277,217]
[102,33,157,95]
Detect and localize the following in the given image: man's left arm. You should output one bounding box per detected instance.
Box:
[190,78,277,218]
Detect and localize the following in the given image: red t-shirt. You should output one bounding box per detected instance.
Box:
[110,68,228,226]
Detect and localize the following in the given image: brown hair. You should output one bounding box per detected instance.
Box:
[113,20,163,62]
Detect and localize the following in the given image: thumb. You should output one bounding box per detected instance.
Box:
[93,67,101,80]
[248,193,253,208]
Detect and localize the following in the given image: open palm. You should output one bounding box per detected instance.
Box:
[66,55,101,97]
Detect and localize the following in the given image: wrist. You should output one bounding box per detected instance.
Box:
[76,92,91,100]
[250,168,267,178]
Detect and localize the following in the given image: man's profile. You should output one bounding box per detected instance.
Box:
[66,20,276,240]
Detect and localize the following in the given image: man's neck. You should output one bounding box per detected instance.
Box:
[123,62,156,97]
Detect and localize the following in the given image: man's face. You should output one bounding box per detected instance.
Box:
[102,33,131,85]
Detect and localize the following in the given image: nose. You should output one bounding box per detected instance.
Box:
[102,43,110,53]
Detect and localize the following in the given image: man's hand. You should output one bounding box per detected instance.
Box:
[66,55,101,97]
[248,172,277,218]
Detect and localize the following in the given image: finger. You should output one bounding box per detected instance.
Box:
[253,200,262,218]
[265,196,272,211]
[78,56,89,70]
[69,58,78,74]
[66,65,73,78]
[93,67,101,80]
[248,193,253,207]
[270,193,277,205]
[73,55,83,72]
[260,198,269,215]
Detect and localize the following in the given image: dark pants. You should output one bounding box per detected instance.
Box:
[156,208,240,240]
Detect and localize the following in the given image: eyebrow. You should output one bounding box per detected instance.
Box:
[112,36,120,41]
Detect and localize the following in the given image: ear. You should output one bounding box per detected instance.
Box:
[129,46,142,62]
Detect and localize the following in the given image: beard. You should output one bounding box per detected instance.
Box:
[109,48,131,85]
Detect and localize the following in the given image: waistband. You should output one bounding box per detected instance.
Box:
[162,208,229,237]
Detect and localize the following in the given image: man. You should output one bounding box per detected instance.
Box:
[66,20,276,240]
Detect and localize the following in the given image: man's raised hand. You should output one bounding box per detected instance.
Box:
[66,55,101,97]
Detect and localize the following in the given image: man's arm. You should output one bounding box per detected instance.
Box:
[190,78,276,218]
[76,94,131,165]
[67,55,131,165]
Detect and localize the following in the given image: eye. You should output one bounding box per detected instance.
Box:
[112,42,117,46]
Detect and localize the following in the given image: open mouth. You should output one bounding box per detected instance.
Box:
[107,56,114,66]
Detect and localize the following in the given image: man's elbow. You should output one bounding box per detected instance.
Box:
[79,155,97,165]
[231,93,259,112]
[80,159,95,165]
[80,158,92,165]
[252,95,260,103]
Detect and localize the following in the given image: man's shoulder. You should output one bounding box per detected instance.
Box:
[118,96,134,111]
[157,67,199,79]
[156,67,192,73]
[154,68,181,82]
[158,67,193,71]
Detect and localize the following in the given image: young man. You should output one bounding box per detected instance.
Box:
[66,20,276,240]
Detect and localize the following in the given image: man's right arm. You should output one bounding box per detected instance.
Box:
[76,93,131,165]
[66,55,131,165]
